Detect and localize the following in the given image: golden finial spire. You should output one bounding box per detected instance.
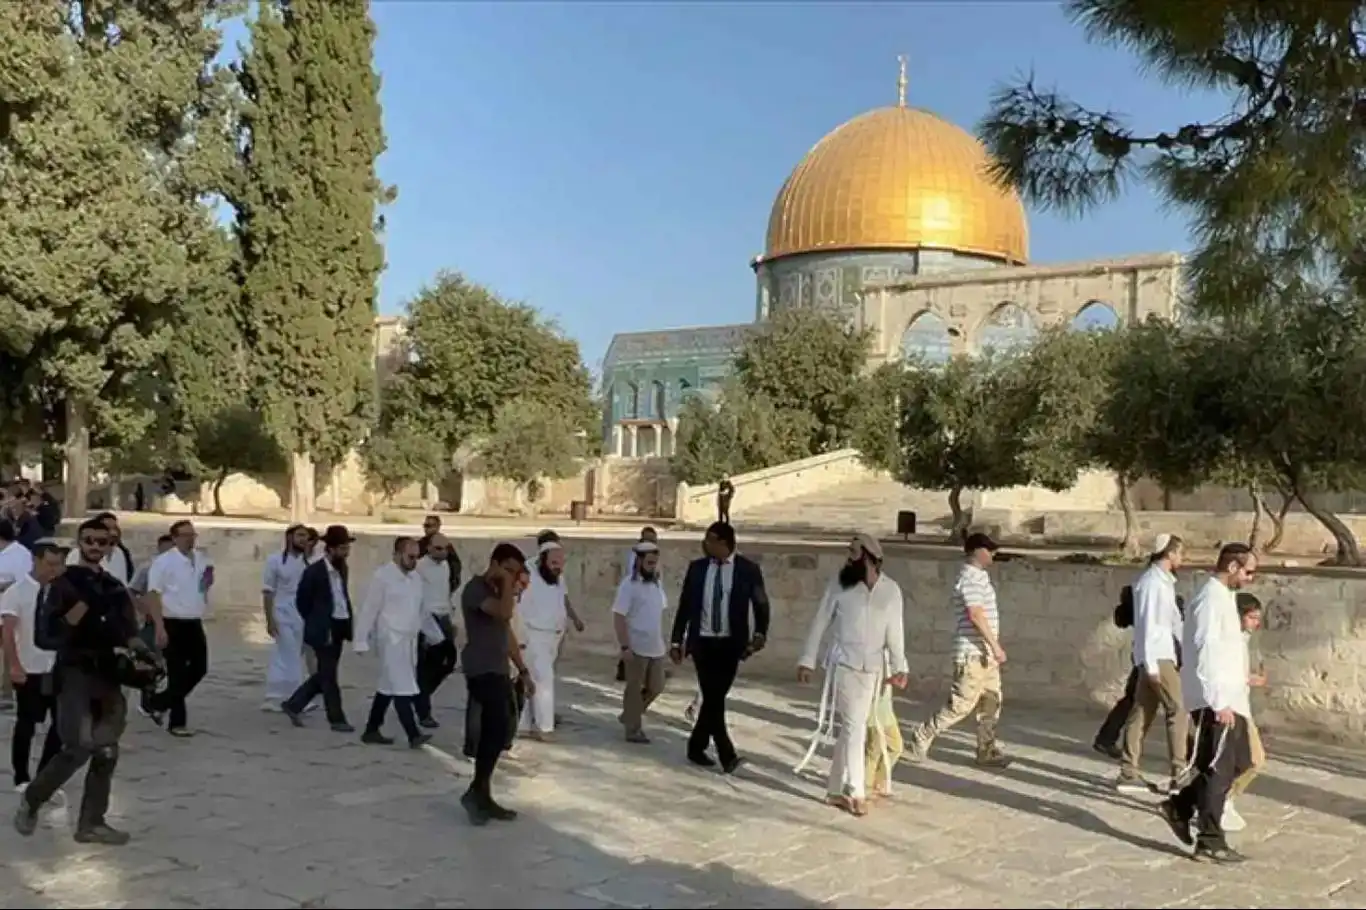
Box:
[896,55,908,107]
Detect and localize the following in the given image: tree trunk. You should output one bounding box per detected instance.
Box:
[947,485,967,541]
[288,451,316,523]
[1248,485,1266,550]
[330,464,343,513]
[1265,490,1291,553]
[62,399,91,520]
[1295,487,1362,565]
[1118,474,1140,557]
[211,468,228,516]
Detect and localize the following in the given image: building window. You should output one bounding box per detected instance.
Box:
[650,381,666,419]
[626,382,640,420]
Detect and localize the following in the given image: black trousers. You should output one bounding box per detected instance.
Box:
[285,631,347,724]
[12,673,61,786]
[25,667,126,829]
[414,616,458,721]
[146,617,208,731]
[465,673,513,801]
[717,500,731,524]
[1095,666,1141,748]
[365,693,420,740]
[1171,708,1252,849]
[688,637,745,765]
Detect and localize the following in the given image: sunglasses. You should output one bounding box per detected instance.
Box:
[80,536,109,546]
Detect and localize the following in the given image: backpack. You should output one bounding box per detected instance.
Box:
[35,566,135,655]
[1113,584,1135,629]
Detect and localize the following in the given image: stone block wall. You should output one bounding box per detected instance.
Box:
[110,522,1366,740]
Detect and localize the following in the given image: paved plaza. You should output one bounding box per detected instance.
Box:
[0,626,1364,909]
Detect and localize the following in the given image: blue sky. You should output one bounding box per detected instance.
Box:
[363,1,1224,367]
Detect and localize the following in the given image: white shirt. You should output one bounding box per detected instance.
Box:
[700,559,734,638]
[612,577,668,658]
[0,575,54,674]
[519,572,567,633]
[325,561,350,620]
[1132,563,1181,675]
[148,547,213,620]
[800,574,909,675]
[0,542,34,591]
[1181,576,1252,719]
[415,556,453,616]
[354,562,424,646]
[262,551,309,608]
[105,546,132,584]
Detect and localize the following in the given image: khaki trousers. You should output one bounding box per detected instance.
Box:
[1228,717,1265,798]
[1120,659,1187,778]
[621,653,666,735]
[918,656,1003,755]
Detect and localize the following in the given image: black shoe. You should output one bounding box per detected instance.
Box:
[139,694,165,728]
[361,730,394,745]
[418,716,440,729]
[13,800,37,837]
[460,790,489,827]
[615,660,626,682]
[721,755,745,775]
[485,799,518,821]
[409,734,433,749]
[688,751,716,768]
[74,823,131,846]
[282,705,305,728]
[1192,842,1246,864]
[330,721,355,733]
[1092,740,1122,760]
[1157,798,1194,846]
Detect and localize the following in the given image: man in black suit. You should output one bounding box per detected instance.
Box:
[669,521,769,773]
[282,525,356,732]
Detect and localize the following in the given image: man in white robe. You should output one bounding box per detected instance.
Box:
[797,533,908,817]
[353,537,431,748]
[517,540,576,740]
[260,525,312,712]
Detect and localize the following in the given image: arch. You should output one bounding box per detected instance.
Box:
[1072,300,1121,332]
[900,311,953,367]
[977,302,1037,355]
[625,382,641,420]
[650,380,666,420]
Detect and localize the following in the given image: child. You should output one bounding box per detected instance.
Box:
[0,541,66,794]
[1223,592,1267,833]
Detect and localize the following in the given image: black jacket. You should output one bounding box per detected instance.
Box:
[296,559,353,650]
[670,554,770,655]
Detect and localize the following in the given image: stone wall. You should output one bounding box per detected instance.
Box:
[111,521,1366,740]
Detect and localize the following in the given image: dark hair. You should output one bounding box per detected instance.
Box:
[77,518,108,536]
[0,518,14,543]
[94,511,116,524]
[306,526,320,540]
[31,541,67,561]
[284,523,305,554]
[640,526,657,539]
[424,514,441,524]
[157,534,174,545]
[1235,592,1263,617]
[1149,535,1184,564]
[169,519,193,537]
[705,521,737,553]
[1216,542,1254,573]
[393,535,416,554]
[490,542,527,565]
[536,529,560,546]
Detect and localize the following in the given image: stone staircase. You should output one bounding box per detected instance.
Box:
[730,476,957,536]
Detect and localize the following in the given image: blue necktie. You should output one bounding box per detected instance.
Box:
[710,561,724,635]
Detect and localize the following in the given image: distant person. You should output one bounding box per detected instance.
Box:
[282,526,356,733]
[1222,592,1267,834]
[716,476,734,524]
[141,521,214,736]
[418,515,442,557]
[2,541,67,791]
[414,533,461,728]
[617,526,659,683]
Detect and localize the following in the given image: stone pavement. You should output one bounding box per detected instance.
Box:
[1,628,1365,909]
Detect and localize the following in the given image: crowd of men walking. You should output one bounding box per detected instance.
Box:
[0,506,1266,864]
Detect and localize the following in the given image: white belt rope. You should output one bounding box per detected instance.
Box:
[1174,711,1232,788]
[794,663,838,775]
[870,682,894,796]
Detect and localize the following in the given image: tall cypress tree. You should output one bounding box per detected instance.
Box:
[234,0,391,519]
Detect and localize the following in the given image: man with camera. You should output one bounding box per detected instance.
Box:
[13,518,162,844]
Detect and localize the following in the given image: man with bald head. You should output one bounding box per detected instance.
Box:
[413,532,461,728]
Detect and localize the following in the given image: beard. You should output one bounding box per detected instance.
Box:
[637,567,658,583]
[328,553,347,570]
[838,558,866,590]
[538,560,561,584]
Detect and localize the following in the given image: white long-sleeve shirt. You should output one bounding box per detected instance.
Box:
[1131,563,1181,676]
[799,574,908,676]
[1180,576,1252,719]
[354,562,424,647]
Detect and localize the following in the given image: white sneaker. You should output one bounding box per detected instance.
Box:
[1221,801,1247,832]
[260,701,283,713]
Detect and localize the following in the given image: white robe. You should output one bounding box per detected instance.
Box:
[353,562,424,697]
[517,573,567,733]
[263,551,310,702]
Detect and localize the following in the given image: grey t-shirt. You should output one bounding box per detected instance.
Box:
[460,576,510,677]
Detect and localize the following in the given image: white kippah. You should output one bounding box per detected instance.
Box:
[1151,533,1172,555]
[632,541,659,554]
[538,540,563,556]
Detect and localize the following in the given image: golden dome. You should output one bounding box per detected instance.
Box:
[764,105,1029,264]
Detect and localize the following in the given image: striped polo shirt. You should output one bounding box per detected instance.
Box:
[951,562,998,661]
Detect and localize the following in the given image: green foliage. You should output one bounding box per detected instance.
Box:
[478,399,587,494]
[0,1,240,512]
[388,272,598,452]
[360,418,448,505]
[670,382,797,486]
[849,363,907,475]
[732,308,873,459]
[232,0,390,478]
[195,404,286,515]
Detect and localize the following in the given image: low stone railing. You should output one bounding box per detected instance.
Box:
[673,449,875,525]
